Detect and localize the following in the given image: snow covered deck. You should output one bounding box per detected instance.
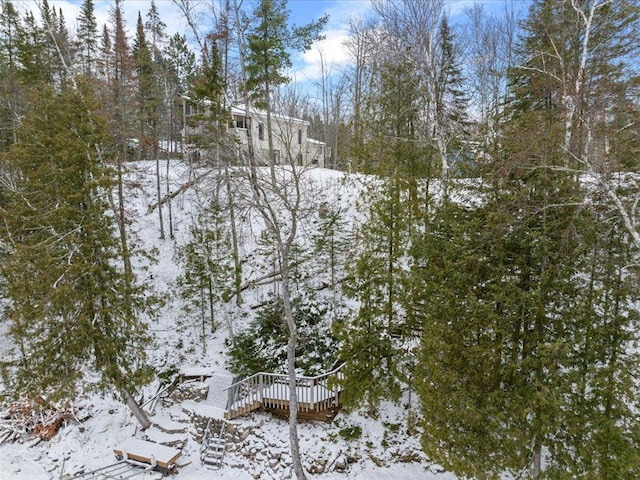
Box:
[224,364,344,422]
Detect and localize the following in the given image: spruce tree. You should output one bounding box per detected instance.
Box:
[0,0,22,150]
[77,0,98,76]
[132,12,155,160]
[0,82,154,401]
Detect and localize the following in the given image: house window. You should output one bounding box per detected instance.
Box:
[185,103,200,116]
[258,123,264,141]
[229,115,247,129]
[272,150,280,164]
[298,153,303,166]
[297,129,302,145]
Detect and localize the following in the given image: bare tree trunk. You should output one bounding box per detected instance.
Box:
[116,149,132,280]
[165,151,174,239]
[224,163,243,305]
[156,147,165,239]
[281,253,306,480]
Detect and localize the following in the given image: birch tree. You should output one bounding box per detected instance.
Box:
[372,0,463,188]
[233,2,327,478]
[515,0,640,248]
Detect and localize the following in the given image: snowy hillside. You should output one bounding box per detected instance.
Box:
[0,160,458,480]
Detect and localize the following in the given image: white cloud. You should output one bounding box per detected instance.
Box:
[289,0,374,83]
[293,27,352,82]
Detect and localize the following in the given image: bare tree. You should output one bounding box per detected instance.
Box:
[464,2,517,151]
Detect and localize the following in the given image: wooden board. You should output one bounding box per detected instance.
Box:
[113,438,182,469]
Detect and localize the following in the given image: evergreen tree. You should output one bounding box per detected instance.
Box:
[143,0,168,239]
[410,1,640,477]
[164,32,195,147]
[97,23,111,83]
[433,14,469,178]
[312,203,351,316]
[175,197,234,350]
[337,174,414,411]
[110,0,134,279]
[413,152,590,478]
[228,295,338,378]
[16,11,48,85]
[188,37,226,155]
[245,0,327,162]
[37,0,71,85]
[76,0,98,76]
[551,188,640,479]
[165,32,195,96]
[0,82,154,401]
[0,0,22,150]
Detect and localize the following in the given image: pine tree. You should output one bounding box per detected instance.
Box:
[133,12,155,160]
[0,82,154,401]
[245,0,327,163]
[165,33,195,96]
[164,32,195,147]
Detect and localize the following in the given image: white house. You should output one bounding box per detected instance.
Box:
[183,100,327,168]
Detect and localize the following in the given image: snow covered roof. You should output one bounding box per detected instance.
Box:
[230,104,310,127]
[183,95,311,127]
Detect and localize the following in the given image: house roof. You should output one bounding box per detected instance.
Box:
[230,104,310,127]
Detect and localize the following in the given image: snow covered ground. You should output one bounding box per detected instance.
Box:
[0,160,458,480]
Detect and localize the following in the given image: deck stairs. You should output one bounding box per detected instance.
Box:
[224,363,344,422]
[200,418,227,469]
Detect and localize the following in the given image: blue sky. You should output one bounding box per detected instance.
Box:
[38,0,369,81]
[35,0,527,84]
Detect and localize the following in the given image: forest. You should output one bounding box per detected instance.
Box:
[1,0,639,479]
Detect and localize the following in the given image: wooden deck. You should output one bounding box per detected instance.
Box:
[113,438,181,471]
[224,364,344,422]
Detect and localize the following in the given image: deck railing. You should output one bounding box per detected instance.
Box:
[224,363,344,420]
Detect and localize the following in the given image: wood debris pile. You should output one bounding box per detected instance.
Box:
[0,397,82,445]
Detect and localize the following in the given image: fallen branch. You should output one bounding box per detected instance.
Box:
[146,172,211,214]
[0,397,82,443]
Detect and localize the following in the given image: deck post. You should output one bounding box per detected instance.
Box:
[310,378,315,411]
